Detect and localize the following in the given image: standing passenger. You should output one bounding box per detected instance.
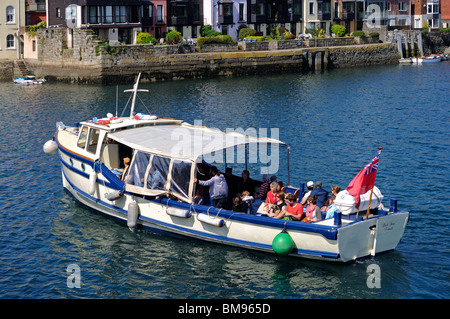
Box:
[195,166,228,209]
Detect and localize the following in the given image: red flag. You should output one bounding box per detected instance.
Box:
[346,152,380,209]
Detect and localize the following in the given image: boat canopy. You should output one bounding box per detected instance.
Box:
[108,122,287,163]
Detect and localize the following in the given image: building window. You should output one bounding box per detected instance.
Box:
[239,3,244,21]
[6,6,15,23]
[309,2,314,15]
[32,40,36,51]
[143,4,152,18]
[156,5,163,23]
[7,34,15,49]
[399,2,406,12]
[103,6,113,23]
[427,4,439,14]
[115,6,126,23]
[89,6,99,24]
[256,3,264,15]
[194,4,200,21]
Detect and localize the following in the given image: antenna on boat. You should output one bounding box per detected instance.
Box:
[124,73,149,119]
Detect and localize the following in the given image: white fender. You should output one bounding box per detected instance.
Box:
[166,207,191,218]
[88,171,97,195]
[197,213,225,227]
[107,190,124,201]
[127,200,139,230]
[43,140,58,155]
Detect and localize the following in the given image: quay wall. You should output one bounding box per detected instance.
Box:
[0,61,13,81]
[23,28,399,84]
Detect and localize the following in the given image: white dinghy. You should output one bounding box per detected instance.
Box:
[44,74,409,262]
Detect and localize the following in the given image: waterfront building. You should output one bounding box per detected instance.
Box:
[46,0,163,44]
[167,0,203,39]
[26,0,46,25]
[332,0,359,34]
[0,0,26,60]
[442,0,450,28]
[303,0,332,34]
[386,0,412,27]
[246,0,303,38]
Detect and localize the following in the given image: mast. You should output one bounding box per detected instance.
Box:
[124,73,149,119]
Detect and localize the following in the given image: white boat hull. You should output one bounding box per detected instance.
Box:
[58,145,409,263]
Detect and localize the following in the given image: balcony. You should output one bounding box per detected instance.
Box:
[342,11,355,21]
[171,16,189,26]
[218,15,234,25]
[141,16,153,26]
[317,12,331,20]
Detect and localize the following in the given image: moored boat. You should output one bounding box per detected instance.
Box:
[412,55,442,63]
[13,75,46,85]
[43,74,409,262]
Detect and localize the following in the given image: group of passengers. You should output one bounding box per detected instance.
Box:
[194,164,341,222]
[260,181,341,222]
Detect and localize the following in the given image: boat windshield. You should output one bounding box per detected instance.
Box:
[124,150,193,202]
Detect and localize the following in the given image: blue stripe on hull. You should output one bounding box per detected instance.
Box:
[61,167,341,260]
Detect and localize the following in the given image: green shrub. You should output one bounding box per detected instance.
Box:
[352,30,366,37]
[369,32,380,37]
[197,35,236,50]
[201,25,222,37]
[330,24,346,37]
[439,27,450,32]
[165,29,182,45]
[283,30,296,40]
[28,21,46,35]
[238,28,256,40]
[136,32,157,45]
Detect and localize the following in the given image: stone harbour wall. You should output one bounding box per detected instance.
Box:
[23,28,399,84]
[0,61,13,81]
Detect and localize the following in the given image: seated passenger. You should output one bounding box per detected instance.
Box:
[275,193,303,221]
[232,195,248,213]
[324,195,338,219]
[266,182,281,205]
[194,187,204,205]
[300,181,314,205]
[241,190,254,206]
[254,174,270,200]
[268,192,287,218]
[304,195,322,222]
[331,185,341,196]
[310,181,329,208]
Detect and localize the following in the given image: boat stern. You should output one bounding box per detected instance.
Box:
[337,211,409,262]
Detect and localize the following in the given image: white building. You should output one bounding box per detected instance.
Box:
[0,0,26,60]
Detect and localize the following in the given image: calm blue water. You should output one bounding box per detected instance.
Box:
[0,63,449,300]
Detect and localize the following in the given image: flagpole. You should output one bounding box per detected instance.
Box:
[365,147,383,218]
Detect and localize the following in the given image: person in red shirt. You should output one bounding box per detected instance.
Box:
[274,193,304,221]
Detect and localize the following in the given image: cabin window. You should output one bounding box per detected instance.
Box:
[77,127,88,149]
[147,155,170,191]
[86,129,100,154]
[125,151,150,187]
[169,160,191,198]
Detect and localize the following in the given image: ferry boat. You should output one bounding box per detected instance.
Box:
[43,74,409,262]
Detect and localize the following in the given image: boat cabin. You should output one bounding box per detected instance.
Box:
[73,117,289,205]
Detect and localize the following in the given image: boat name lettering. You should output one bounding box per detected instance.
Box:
[382,221,395,231]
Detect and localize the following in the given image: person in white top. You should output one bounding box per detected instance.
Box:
[300,181,314,205]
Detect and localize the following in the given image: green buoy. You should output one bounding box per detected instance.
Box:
[272,229,294,256]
